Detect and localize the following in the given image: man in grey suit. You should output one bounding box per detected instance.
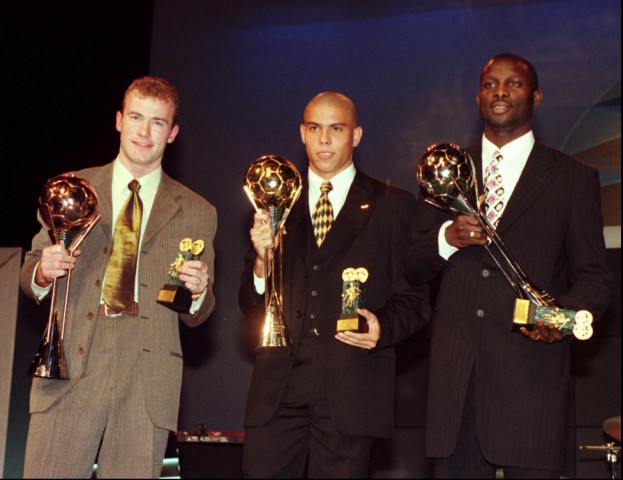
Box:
[20,76,216,478]
[405,53,613,478]
[239,92,429,478]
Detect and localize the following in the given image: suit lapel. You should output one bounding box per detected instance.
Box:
[142,173,182,247]
[497,142,555,234]
[89,163,114,243]
[319,171,375,264]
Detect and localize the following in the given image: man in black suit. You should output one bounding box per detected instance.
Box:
[239,91,430,478]
[405,53,613,478]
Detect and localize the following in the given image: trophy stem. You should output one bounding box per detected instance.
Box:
[450,174,556,307]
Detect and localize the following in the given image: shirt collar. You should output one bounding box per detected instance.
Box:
[308,163,356,194]
[112,157,162,197]
[482,130,535,162]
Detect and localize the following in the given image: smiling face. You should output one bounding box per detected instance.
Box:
[476,57,542,147]
[115,91,180,177]
[299,92,363,180]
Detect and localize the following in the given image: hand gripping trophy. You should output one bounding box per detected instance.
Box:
[29,174,101,379]
[244,155,302,349]
[157,238,205,313]
[416,143,593,340]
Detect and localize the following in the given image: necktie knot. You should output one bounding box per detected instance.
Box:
[129,179,141,193]
[320,181,333,194]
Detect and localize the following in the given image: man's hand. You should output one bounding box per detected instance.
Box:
[445,215,488,249]
[335,308,381,350]
[35,244,81,287]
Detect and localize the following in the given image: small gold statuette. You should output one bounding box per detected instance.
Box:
[336,267,369,333]
[157,238,205,313]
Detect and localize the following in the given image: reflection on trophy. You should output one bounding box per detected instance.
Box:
[336,268,369,333]
[417,143,593,340]
[157,238,205,313]
[244,155,302,349]
[29,174,101,379]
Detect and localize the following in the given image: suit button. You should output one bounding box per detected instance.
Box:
[476,309,485,318]
[87,312,94,320]
[481,269,490,278]
[103,247,108,254]
[78,346,85,355]
[310,313,316,319]
[95,279,101,287]
[311,290,318,297]
[313,264,320,271]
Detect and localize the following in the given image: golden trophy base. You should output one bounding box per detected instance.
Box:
[336,314,369,333]
[157,284,192,313]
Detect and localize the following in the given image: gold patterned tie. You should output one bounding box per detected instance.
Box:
[312,181,334,247]
[102,179,143,310]
[484,151,505,228]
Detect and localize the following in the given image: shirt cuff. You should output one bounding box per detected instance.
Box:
[31,262,52,301]
[438,221,459,260]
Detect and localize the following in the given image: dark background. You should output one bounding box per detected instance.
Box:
[2,0,620,478]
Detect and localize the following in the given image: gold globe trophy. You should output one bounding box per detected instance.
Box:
[244,155,302,349]
[29,174,101,379]
[417,143,593,340]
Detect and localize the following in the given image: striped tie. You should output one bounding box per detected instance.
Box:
[484,151,505,228]
[312,181,334,247]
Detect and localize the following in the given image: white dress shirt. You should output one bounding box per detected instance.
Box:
[438,131,535,259]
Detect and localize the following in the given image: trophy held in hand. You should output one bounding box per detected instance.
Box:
[417,143,593,340]
[157,238,205,313]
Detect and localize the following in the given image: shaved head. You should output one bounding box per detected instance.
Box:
[304,91,358,127]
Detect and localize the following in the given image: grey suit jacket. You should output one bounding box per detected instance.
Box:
[405,142,613,469]
[20,161,217,431]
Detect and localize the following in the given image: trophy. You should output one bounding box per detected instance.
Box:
[244,155,302,349]
[336,268,369,333]
[157,238,205,313]
[29,174,101,379]
[417,143,593,340]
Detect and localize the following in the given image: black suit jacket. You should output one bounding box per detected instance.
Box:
[240,170,430,438]
[405,142,613,469]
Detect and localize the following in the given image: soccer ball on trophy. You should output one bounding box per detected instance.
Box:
[244,155,302,236]
[417,143,478,216]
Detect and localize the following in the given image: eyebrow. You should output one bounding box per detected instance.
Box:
[127,111,170,124]
[305,121,347,127]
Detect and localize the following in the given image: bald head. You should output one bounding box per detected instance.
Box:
[304,91,358,127]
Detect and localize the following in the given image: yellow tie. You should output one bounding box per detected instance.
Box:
[102,179,143,310]
[312,181,334,247]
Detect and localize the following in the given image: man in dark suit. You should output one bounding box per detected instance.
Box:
[405,53,613,478]
[20,76,216,478]
[239,91,430,478]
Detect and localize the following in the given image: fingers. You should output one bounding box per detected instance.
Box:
[177,260,210,295]
[334,308,380,350]
[446,215,488,248]
[250,211,275,258]
[37,245,76,285]
[520,321,566,344]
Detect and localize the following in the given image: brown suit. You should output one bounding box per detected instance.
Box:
[20,161,216,477]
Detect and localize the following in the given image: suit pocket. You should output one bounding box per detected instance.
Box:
[169,351,183,359]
